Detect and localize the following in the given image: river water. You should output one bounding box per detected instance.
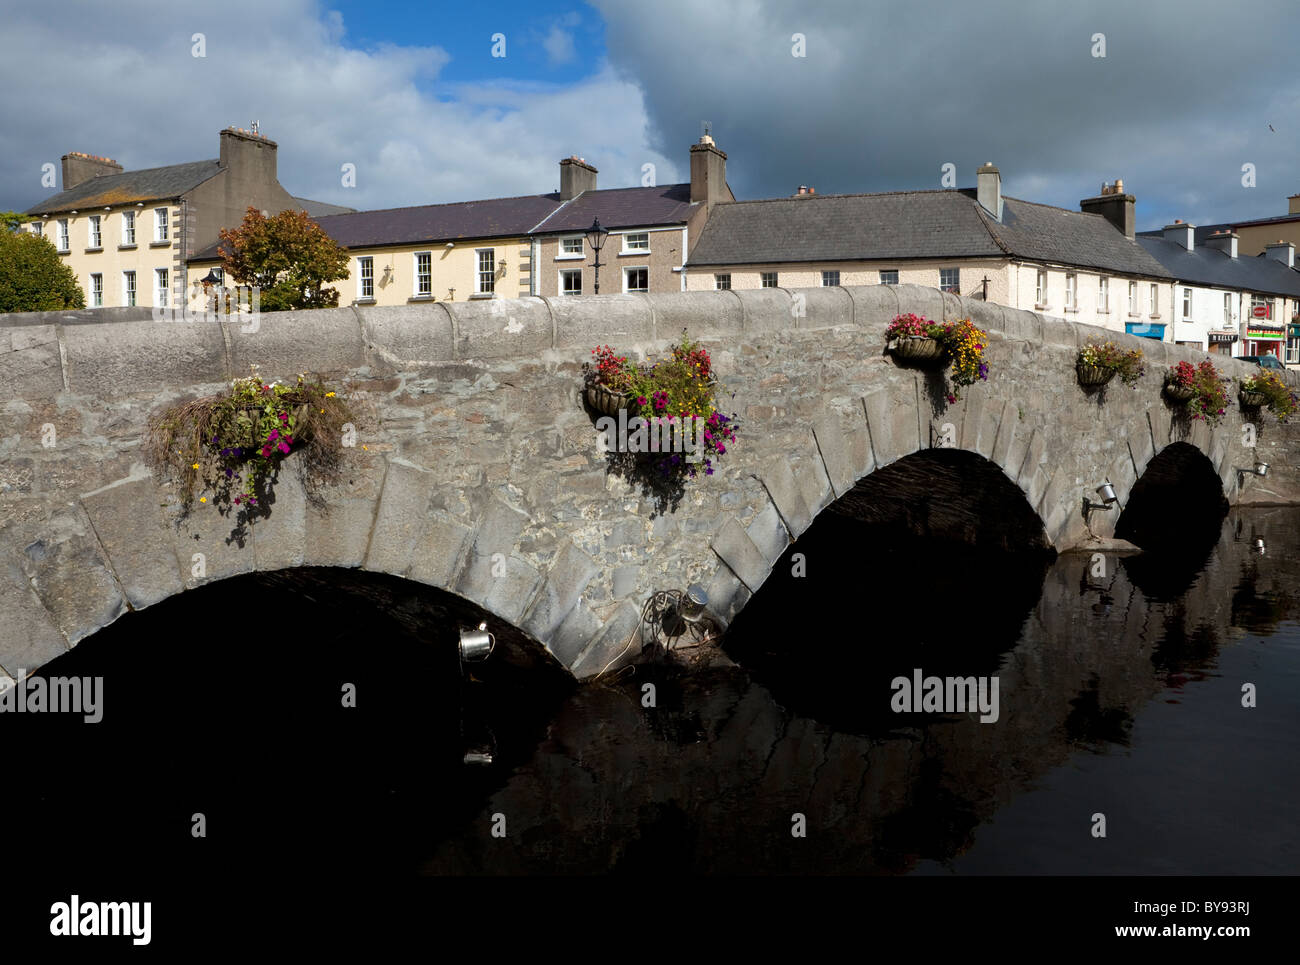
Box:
[6,507,1299,879]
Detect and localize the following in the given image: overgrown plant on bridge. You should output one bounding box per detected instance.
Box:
[1164,360,1230,426]
[146,367,356,518]
[1076,341,1145,388]
[884,314,989,403]
[1239,370,1298,423]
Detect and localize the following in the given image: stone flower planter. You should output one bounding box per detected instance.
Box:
[889,336,943,363]
[1239,389,1267,408]
[1163,382,1196,403]
[586,384,631,417]
[1076,363,1115,388]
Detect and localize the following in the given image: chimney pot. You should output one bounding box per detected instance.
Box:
[976,162,1002,222]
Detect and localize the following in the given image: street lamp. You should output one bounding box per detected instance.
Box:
[585,218,609,294]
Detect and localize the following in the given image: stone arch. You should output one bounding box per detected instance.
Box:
[1115,440,1229,551]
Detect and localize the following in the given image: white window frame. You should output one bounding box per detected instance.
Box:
[1250,293,1271,320]
[620,231,650,255]
[1149,283,1159,317]
[122,210,135,245]
[1065,272,1076,310]
[559,268,582,296]
[155,268,169,308]
[414,251,432,296]
[358,256,374,300]
[761,271,779,288]
[88,215,101,249]
[57,219,69,252]
[879,269,898,286]
[154,208,169,243]
[1182,287,1193,320]
[1035,269,1047,307]
[476,248,496,295]
[1128,281,1137,315]
[1098,276,1109,312]
[939,268,959,293]
[1224,292,1232,324]
[715,273,731,290]
[623,266,648,293]
[123,270,136,307]
[822,270,841,287]
[90,273,102,307]
[558,235,585,259]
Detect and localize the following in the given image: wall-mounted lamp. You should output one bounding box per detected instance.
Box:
[1095,482,1118,506]
[445,241,455,249]
[1236,461,1268,484]
[1254,537,1266,555]
[458,621,495,663]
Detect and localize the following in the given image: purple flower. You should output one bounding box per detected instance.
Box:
[637,396,647,406]
[278,441,290,454]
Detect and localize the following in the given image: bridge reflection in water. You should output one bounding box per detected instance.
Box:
[6,480,1297,878]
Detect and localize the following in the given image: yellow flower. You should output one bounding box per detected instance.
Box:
[191,462,200,470]
[325,392,336,398]
[362,445,369,451]
[199,497,207,503]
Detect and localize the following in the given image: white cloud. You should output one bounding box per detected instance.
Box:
[542,25,577,65]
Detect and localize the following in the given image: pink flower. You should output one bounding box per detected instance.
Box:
[278,441,290,454]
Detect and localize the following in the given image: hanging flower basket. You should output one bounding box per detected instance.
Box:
[1076,363,1116,387]
[890,335,944,362]
[586,384,631,416]
[1239,389,1267,408]
[1163,382,1195,403]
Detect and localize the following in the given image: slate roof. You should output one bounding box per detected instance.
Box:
[306,194,565,249]
[1136,235,1300,298]
[1138,216,1300,246]
[25,160,223,215]
[292,197,356,217]
[531,183,698,232]
[687,188,1172,278]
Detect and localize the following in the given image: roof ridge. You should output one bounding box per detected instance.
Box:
[314,191,561,220]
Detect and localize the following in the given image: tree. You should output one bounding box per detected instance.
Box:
[0,226,86,312]
[1,211,27,231]
[219,206,349,311]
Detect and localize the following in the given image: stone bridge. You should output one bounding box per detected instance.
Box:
[1,285,1294,682]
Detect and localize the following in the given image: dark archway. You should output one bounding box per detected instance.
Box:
[5,568,572,886]
[724,449,1054,736]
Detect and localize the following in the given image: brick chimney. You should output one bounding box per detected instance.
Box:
[1288,193,1300,215]
[793,185,816,197]
[1080,179,1135,239]
[976,162,1002,221]
[219,127,278,185]
[62,152,123,191]
[690,132,728,211]
[559,156,597,200]
[1204,229,1239,258]
[1266,239,1296,268]
[1162,219,1194,251]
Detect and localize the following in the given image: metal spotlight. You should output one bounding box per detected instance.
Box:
[458,621,496,663]
[1256,462,1269,477]
[1096,482,1118,506]
[678,584,709,623]
[1254,537,1266,554]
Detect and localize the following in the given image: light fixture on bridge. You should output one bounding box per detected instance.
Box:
[1254,537,1267,555]
[1095,482,1118,506]
[1236,461,1269,485]
[631,583,720,668]
[1255,461,1269,477]
[458,621,496,663]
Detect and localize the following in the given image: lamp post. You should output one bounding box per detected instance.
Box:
[585,217,609,295]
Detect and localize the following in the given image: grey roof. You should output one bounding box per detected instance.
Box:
[1136,235,1300,297]
[25,160,222,216]
[307,194,564,249]
[687,188,1172,278]
[292,197,357,217]
[1139,216,1300,246]
[531,183,698,232]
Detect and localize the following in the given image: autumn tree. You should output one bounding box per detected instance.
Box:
[219,206,349,312]
[0,223,86,312]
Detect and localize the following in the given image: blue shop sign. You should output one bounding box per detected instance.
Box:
[1125,322,1166,339]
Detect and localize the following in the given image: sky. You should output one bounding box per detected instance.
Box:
[2,0,1298,231]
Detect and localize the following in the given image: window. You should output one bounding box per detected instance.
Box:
[414,252,431,296]
[1224,293,1232,324]
[822,270,841,287]
[155,268,169,308]
[31,221,43,238]
[57,219,69,252]
[1065,272,1076,310]
[123,271,136,306]
[622,232,649,253]
[560,236,584,256]
[122,211,135,245]
[1098,277,1109,312]
[1182,287,1193,320]
[476,249,496,294]
[90,273,102,307]
[560,269,582,295]
[1251,294,1271,320]
[624,267,648,293]
[1288,335,1300,365]
[1149,284,1158,316]
[358,257,373,299]
[1036,269,1047,306]
[88,215,101,249]
[715,273,731,290]
[879,270,898,286]
[1128,281,1137,315]
[761,271,779,288]
[154,208,169,243]
[939,268,959,293]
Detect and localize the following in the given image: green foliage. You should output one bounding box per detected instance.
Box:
[1078,340,1146,385]
[1241,370,1298,422]
[0,227,86,312]
[218,207,350,312]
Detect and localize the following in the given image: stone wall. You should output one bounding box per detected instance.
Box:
[1,286,1295,682]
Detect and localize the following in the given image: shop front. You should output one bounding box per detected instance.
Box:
[1125,322,1166,341]
[1245,323,1285,359]
[1208,330,1238,357]
[1288,322,1300,366]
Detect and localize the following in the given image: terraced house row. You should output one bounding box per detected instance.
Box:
[19,130,1300,367]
